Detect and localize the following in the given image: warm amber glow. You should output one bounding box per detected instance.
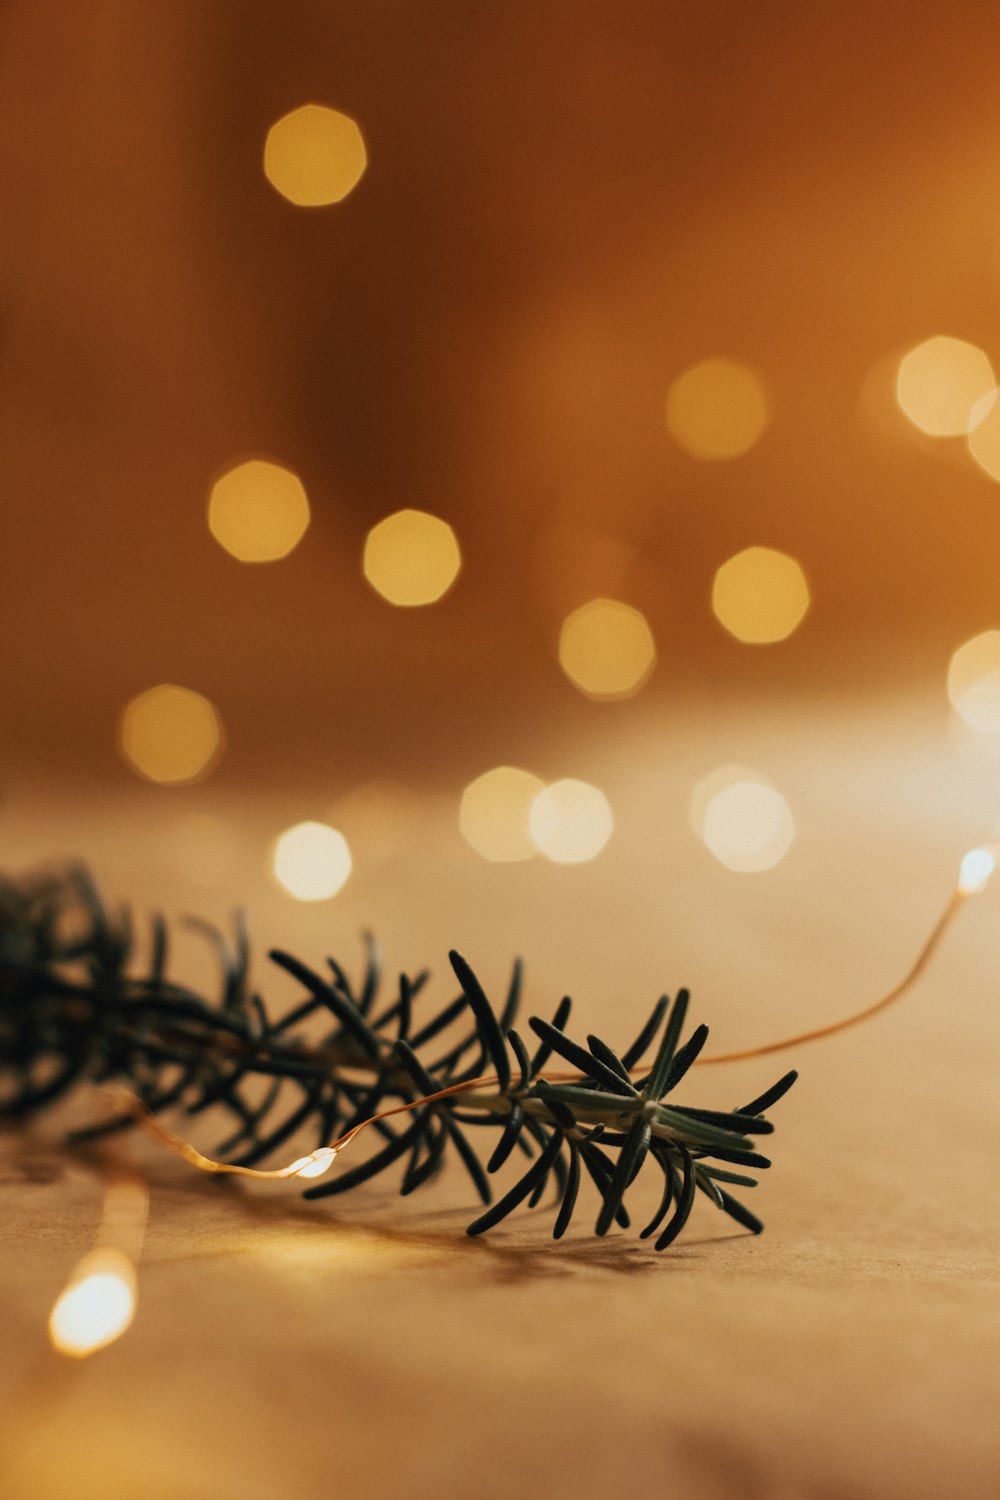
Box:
[288,1146,339,1179]
[558,599,656,700]
[967,389,1000,480]
[529,779,614,864]
[693,768,795,872]
[49,1250,137,1358]
[665,358,770,460]
[947,630,1000,732]
[958,847,996,896]
[364,509,461,606]
[120,685,224,784]
[273,821,352,901]
[895,336,995,437]
[208,460,310,562]
[264,104,367,206]
[712,546,810,644]
[460,766,545,862]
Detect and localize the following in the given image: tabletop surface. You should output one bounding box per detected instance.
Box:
[2,692,999,1500]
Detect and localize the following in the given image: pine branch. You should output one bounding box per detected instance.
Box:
[0,865,797,1248]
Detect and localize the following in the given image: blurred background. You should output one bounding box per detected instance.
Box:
[4,0,1000,1031]
[9,14,1000,1493]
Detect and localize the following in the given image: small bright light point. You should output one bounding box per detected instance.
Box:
[273,821,352,901]
[959,847,995,895]
[712,546,811,645]
[948,630,1000,733]
[363,509,461,607]
[968,389,1000,481]
[288,1146,338,1179]
[208,460,310,562]
[264,104,367,206]
[49,1250,136,1358]
[460,766,545,863]
[120,685,224,785]
[558,599,656,700]
[695,771,796,873]
[529,779,614,864]
[895,336,995,437]
[665,358,770,461]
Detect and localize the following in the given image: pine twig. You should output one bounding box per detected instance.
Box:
[0,865,797,1248]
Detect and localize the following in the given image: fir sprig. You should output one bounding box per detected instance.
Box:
[0,865,797,1249]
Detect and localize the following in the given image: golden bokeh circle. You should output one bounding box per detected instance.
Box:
[264,105,367,207]
[712,546,810,644]
[558,598,656,699]
[119,685,224,785]
[460,767,545,862]
[665,358,770,460]
[208,460,310,562]
[363,510,461,606]
[895,336,995,437]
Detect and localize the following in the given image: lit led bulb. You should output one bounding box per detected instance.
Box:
[49,1249,137,1358]
[287,1146,339,1180]
[958,847,995,895]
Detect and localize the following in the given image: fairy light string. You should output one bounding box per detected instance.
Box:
[119,844,997,1187]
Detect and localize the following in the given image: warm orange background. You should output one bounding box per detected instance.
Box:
[5,2,1000,785]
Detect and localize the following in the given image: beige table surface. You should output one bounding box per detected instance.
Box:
[2,691,999,1500]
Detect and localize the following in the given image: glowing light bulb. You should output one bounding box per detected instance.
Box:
[273,822,352,901]
[264,104,367,206]
[288,1146,338,1179]
[49,1250,136,1358]
[958,847,995,895]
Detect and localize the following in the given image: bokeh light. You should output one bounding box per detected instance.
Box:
[665,358,770,460]
[947,630,1000,732]
[264,104,367,206]
[529,779,614,863]
[460,766,545,862]
[363,509,461,607]
[558,598,656,699]
[273,821,352,900]
[691,767,796,872]
[119,685,224,785]
[208,460,310,562]
[895,336,995,437]
[49,1250,137,1358]
[967,390,1000,480]
[712,546,811,644]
